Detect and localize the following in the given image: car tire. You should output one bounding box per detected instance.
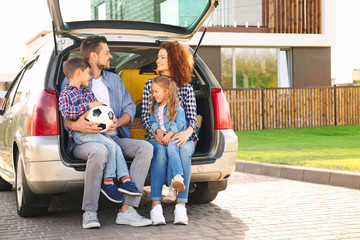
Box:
[188,182,218,204]
[15,152,51,217]
[0,176,12,191]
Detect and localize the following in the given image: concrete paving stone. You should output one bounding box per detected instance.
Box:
[261,164,282,177]
[303,168,331,184]
[243,162,263,175]
[329,171,360,189]
[280,166,304,181]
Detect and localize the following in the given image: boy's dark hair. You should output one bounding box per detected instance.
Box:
[63,57,91,79]
[80,35,108,61]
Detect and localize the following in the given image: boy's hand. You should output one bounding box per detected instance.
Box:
[88,102,104,109]
[73,112,102,133]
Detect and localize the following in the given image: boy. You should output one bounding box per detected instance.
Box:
[59,57,142,228]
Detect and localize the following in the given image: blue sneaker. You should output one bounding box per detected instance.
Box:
[101,183,123,203]
[118,181,142,196]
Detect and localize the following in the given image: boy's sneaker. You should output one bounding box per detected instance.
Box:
[162,186,177,203]
[174,204,188,225]
[101,183,123,203]
[116,206,152,227]
[150,204,166,225]
[118,181,142,196]
[171,174,185,192]
[82,211,101,229]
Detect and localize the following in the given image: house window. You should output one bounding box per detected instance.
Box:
[221,47,290,89]
[212,0,268,27]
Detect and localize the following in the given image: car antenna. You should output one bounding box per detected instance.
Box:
[193,1,219,58]
[52,21,58,56]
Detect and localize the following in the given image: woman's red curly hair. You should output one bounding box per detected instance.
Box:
[159,41,194,88]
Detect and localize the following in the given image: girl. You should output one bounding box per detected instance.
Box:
[148,76,187,203]
[142,41,197,225]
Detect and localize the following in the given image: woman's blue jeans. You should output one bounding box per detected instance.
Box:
[73,132,129,179]
[148,138,194,203]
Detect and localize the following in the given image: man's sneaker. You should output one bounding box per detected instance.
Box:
[150,204,166,225]
[116,206,152,227]
[101,183,123,203]
[171,174,185,192]
[82,211,101,229]
[118,181,142,196]
[174,204,188,225]
[162,186,177,203]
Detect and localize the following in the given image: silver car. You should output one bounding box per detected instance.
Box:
[0,0,237,217]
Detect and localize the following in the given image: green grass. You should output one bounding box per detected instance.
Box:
[236,125,360,172]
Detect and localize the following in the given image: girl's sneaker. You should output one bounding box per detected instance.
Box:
[171,174,185,192]
[162,186,177,203]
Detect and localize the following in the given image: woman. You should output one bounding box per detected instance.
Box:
[141,41,198,225]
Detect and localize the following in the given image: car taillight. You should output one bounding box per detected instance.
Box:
[211,88,232,129]
[27,89,59,136]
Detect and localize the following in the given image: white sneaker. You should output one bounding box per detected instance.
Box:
[150,204,166,225]
[82,211,101,229]
[174,204,188,225]
[116,206,152,227]
[171,174,185,192]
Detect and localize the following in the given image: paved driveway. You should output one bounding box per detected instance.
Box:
[0,172,360,239]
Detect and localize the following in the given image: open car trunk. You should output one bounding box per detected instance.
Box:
[57,42,215,168]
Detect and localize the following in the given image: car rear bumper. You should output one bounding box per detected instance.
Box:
[20,136,84,194]
[191,129,238,183]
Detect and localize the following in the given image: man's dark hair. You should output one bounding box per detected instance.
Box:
[63,57,91,79]
[80,35,108,61]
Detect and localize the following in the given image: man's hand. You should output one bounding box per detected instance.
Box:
[65,112,102,134]
[106,118,118,133]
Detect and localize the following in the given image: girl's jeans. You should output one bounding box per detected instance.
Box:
[148,138,194,203]
[73,132,129,179]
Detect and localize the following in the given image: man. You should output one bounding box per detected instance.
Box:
[62,35,153,228]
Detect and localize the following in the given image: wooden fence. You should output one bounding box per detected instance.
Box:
[224,86,360,131]
[269,0,321,34]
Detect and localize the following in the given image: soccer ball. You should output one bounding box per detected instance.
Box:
[86,104,115,133]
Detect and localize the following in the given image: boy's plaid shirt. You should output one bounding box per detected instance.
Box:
[141,78,198,141]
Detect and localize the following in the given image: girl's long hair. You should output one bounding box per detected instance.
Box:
[159,41,194,88]
[151,75,179,121]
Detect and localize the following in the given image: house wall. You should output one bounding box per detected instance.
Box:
[192,46,222,84]
[292,47,331,87]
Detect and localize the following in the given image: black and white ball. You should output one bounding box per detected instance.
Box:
[86,104,115,133]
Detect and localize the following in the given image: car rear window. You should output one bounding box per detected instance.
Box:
[59,0,209,28]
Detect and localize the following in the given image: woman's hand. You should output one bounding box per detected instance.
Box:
[170,127,193,147]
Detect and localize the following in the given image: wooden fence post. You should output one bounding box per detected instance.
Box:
[334,85,337,126]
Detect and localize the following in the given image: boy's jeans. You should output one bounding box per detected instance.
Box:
[73,132,129,179]
[148,138,194,203]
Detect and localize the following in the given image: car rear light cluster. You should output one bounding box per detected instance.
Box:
[27,89,59,136]
[211,88,232,129]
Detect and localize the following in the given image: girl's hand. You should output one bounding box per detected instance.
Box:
[170,127,193,147]
[151,130,163,145]
[162,134,171,146]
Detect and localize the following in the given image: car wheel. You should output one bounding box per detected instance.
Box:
[16,152,51,217]
[0,175,12,191]
[188,182,218,204]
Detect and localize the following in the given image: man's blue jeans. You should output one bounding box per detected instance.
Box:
[73,132,129,179]
[148,138,194,203]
